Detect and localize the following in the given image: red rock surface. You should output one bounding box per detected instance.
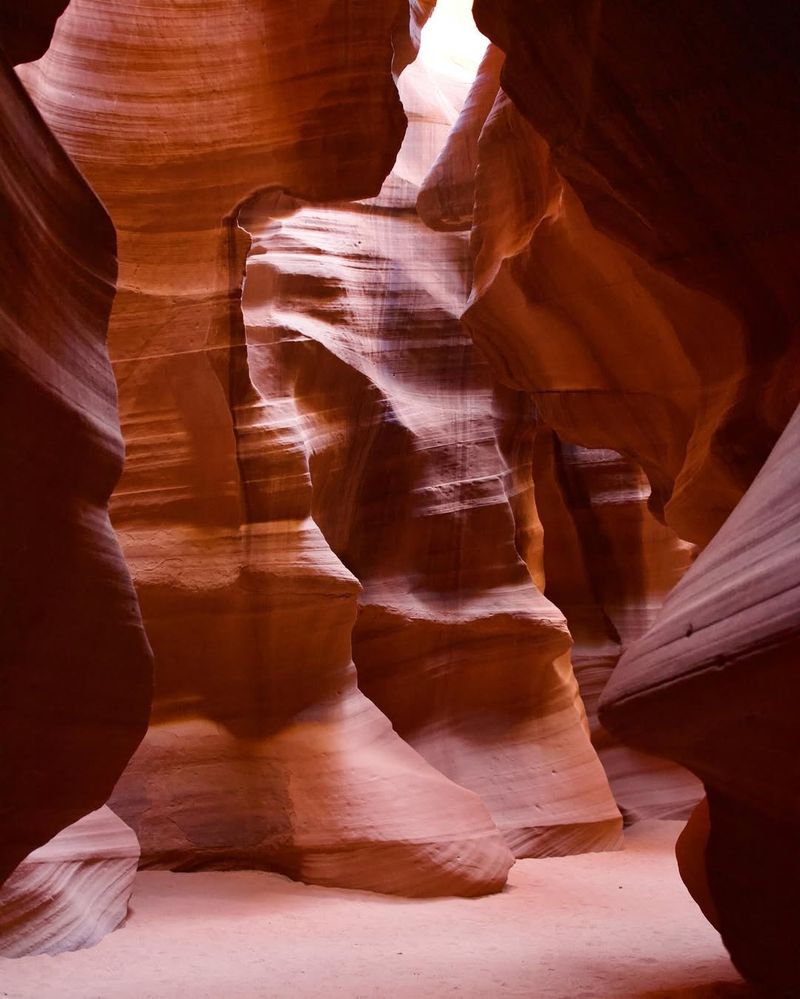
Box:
[462,1,800,989]
[418,35,703,826]
[0,17,151,887]
[470,0,800,546]
[6,0,798,979]
[0,808,139,957]
[237,44,620,857]
[19,0,526,896]
[533,432,702,822]
[600,406,800,990]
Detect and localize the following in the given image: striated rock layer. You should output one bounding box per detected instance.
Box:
[238,37,620,856]
[20,0,526,896]
[470,0,800,547]
[600,406,800,991]
[0,808,139,957]
[457,1,800,988]
[418,38,701,824]
[1,11,151,887]
[533,432,702,822]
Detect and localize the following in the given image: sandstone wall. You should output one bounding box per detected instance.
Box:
[1,9,151,889]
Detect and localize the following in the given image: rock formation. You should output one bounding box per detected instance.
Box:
[0,808,139,957]
[6,0,798,980]
[17,0,520,897]
[468,0,800,547]
[533,432,702,822]
[237,42,621,857]
[600,406,800,991]
[418,38,702,825]
[0,8,151,888]
[16,0,626,896]
[448,1,800,989]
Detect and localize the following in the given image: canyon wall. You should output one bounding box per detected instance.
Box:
[455,1,800,989]
[10,1,519,898]
[533,434,702,821]
[0,9,151,889]
[0,808,139,957]
[601,406,800,991]
[237,55,620,856]
[419,40,705,824]
[17,0,625,898]
[468,0,800,546]
[7,0,797,980]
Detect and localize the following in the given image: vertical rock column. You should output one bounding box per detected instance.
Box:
[240,30,622,858]
[533,433,702,821]
[1,17,152,888]
[20,0,515,896]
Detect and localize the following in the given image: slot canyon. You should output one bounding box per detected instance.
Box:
[1,0,798,995]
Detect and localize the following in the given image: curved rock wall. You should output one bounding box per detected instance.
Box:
[418,37,704,824]
[0,808,139,957]
[457,0,800,988]
[0,14,151,889]
[533,432,702,822]
[15,0,629,898]
[11,5,795,978]
[18,0,525,897]
[469,0,800,547]
[600,405,800,990]
[238,48,620,856]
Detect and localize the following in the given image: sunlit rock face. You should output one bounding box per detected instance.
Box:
[18,0,523,897]
[0,15,151,889]
[16,0,630,894]
[417,35,702,825]
[238,37,621,858]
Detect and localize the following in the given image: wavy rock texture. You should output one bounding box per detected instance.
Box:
[600,405,800,991]
[0,807,139,957]
[417,41,702,824]
[19,0,531,896]
[462,85,752,550]
[238,40,621,858]
[461,1,800,988]
[533,432,702,822]
[0,22,151,888]
[470,0,800,548]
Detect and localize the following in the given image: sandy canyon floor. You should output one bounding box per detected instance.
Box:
[1,822,753,999]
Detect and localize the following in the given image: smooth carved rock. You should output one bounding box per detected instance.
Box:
[533,432,702,822]
[469,0,800,547]
[417,38,704,823]
[237,42,621,857]
[459,2,800,987]
[462,86,753,549]
[20,0,523,896]
[0,26,151,887]
[600,405,800,991]
[416,43,504,232]
[0,808,139,957]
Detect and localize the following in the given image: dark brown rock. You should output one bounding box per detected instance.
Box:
[0,40,152,885]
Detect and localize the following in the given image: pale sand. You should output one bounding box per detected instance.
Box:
[0,822,753,999]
